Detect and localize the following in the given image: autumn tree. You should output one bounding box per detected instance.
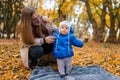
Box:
[0,0,24,39]
[79,0,120,43]
[106,0,119,43]
[57,0,66,21]
[117,11,120,43]
[79,0,108,42]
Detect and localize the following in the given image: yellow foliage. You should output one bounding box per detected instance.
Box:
[61,1,76,15]
[106,14,110,27]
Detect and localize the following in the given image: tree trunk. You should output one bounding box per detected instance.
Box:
[2,21,6,38]
[0,0,24,39]
[117,13,120,43]
[6,25,11,39]
[107,0,118,43]
[117,24,120,43]
[58,0,66,21]
[118,31,120,42]
[97,1,107,42]
[6,0,12,39]
[13,22,16,38]
[0,30,1,38]
[107,16,117,43]
[84,0,106,42]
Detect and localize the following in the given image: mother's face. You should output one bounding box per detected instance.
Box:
[32,11,42,26]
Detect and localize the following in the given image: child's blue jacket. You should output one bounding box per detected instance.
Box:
[53,26,83,59]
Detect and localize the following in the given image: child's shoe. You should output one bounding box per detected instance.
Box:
[65,73,69,76]
[60,74,65,78]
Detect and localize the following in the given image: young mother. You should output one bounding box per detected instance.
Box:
[16,6,56,69]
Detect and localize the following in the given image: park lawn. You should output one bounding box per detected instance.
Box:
[0,39,120,80]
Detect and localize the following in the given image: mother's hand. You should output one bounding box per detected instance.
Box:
[45,36,55,44]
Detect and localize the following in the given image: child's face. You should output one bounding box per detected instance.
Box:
[60,24,70,35]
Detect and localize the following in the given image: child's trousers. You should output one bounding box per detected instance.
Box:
[57,57,72,75]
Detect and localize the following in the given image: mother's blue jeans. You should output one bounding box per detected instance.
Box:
[28,43,53,69]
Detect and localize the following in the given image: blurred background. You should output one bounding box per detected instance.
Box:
[0,0,120,43]
[0,0,120,80]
